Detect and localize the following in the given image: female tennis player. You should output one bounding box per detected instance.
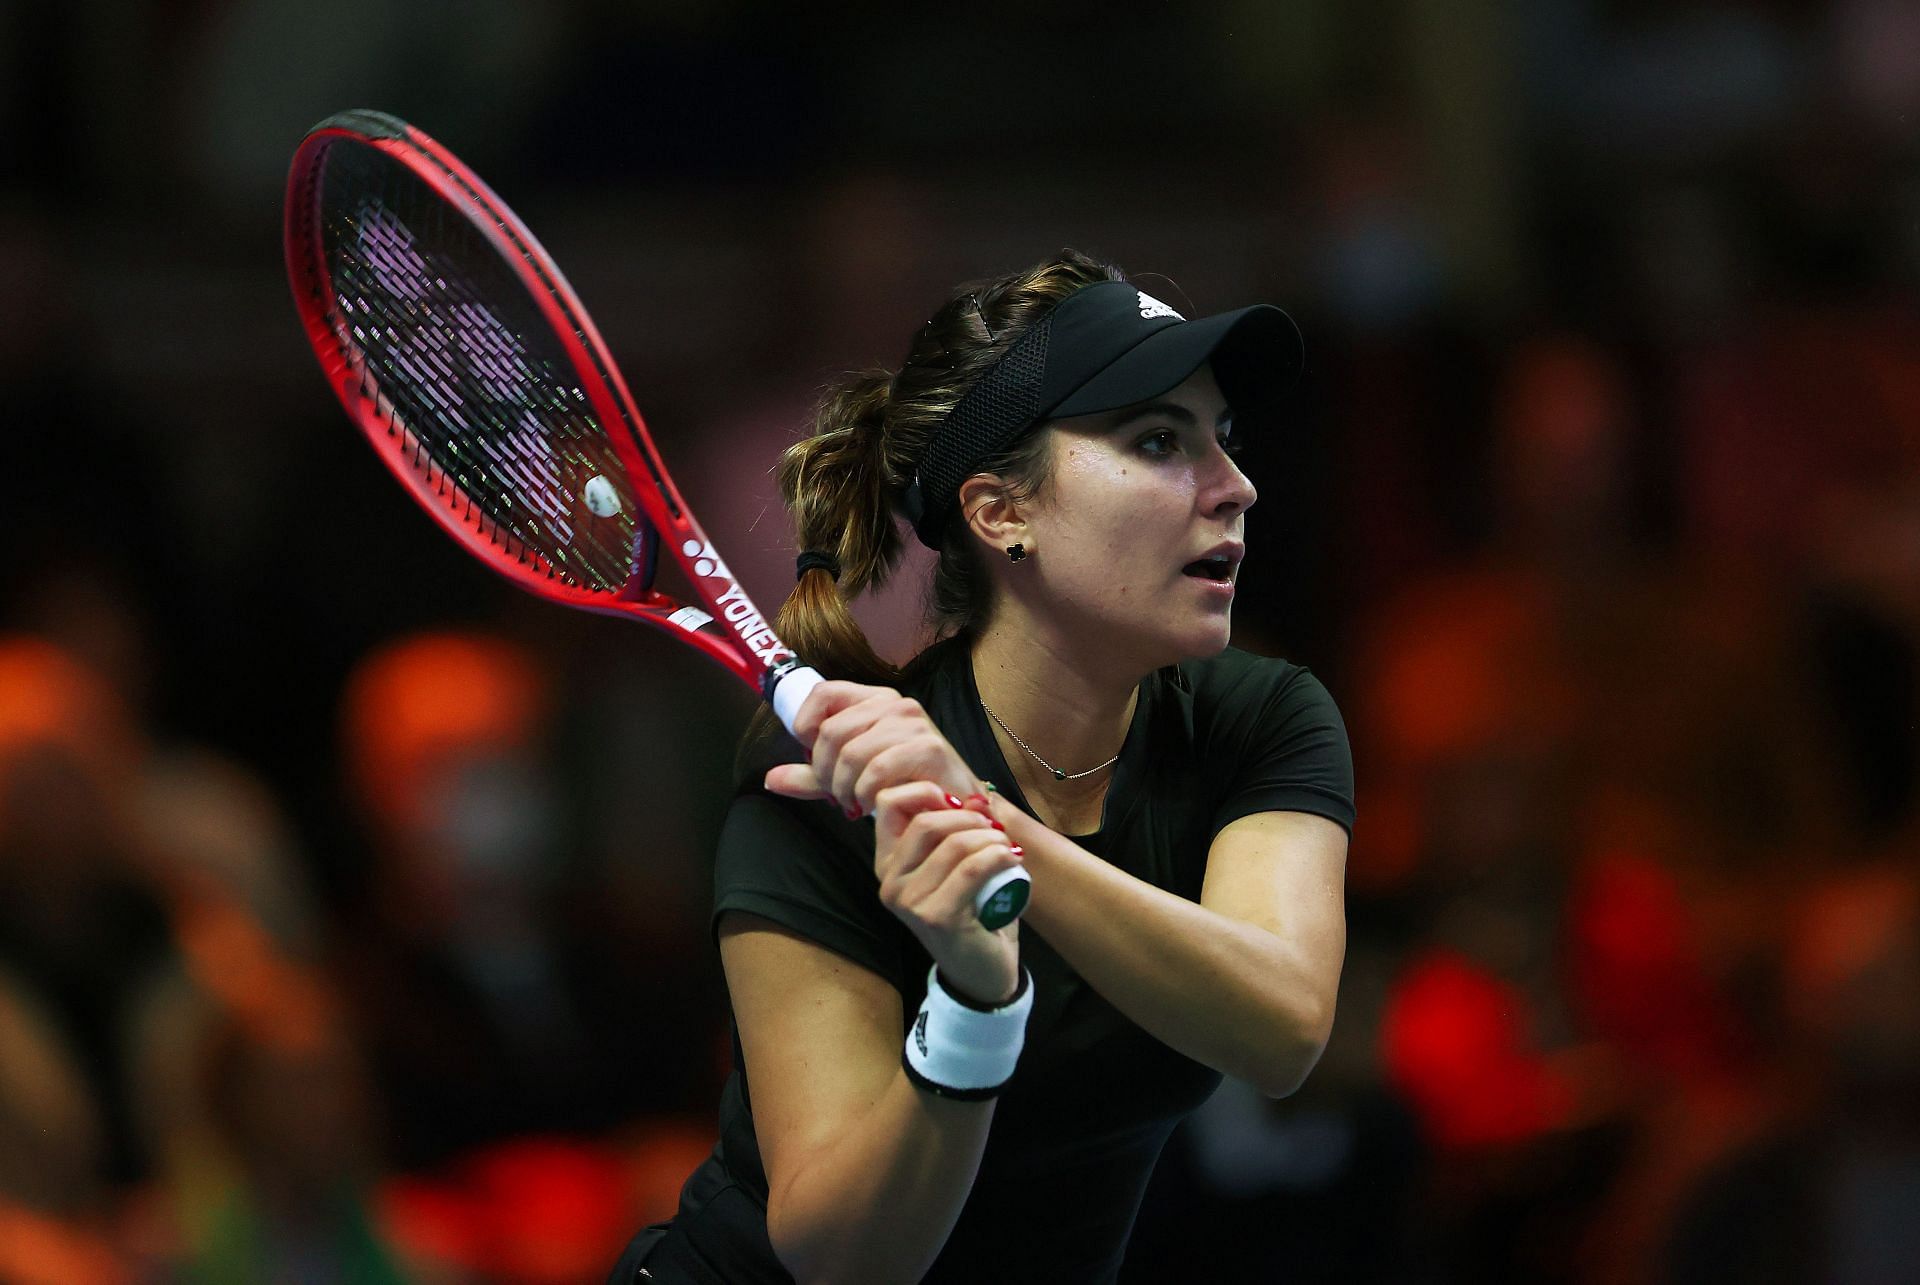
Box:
[610,249,1353,1284]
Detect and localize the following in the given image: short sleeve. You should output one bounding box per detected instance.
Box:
[1205,662,1356,839]
[711,790,906,986]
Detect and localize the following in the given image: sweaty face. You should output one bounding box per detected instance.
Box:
[1019,362,1256,666]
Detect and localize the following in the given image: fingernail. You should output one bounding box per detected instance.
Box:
[988,820,1005,831]
[944,793,965,809]
[845,805,862,820]
[965,793,990,810]
[1009,844,1024,856]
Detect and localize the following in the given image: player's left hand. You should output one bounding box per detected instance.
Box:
[763,680,979,818]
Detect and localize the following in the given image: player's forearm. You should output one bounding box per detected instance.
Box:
[1008,815,1332,1097]
[768,1071,993,1284]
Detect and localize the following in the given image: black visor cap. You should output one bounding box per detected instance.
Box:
[1042,282,1305,421]
[900,281,1304,548]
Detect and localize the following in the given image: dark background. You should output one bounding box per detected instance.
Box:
[2,2,1918,1281]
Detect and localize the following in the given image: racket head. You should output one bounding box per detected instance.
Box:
[283,109,781,693]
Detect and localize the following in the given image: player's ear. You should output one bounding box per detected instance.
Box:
[957,474,1026,552]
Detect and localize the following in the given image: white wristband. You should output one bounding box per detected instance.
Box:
[901,965,1033,1100]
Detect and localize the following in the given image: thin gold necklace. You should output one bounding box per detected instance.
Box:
[979,697,1121,781]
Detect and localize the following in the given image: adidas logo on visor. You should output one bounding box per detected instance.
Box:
[1137,291,1183,321]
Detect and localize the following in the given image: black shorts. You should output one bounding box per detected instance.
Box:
[607,1221,734,1285]
[607,1222,670,1284]
[610,1181,789,1282]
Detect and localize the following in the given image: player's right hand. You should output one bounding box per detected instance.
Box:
[765,680,979,821]
[871,781,1021,1005]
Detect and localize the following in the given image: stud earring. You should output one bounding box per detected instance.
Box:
[1006,544,1027,563]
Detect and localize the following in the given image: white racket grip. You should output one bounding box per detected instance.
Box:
[767,663,825,736]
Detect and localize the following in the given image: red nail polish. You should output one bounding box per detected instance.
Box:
[1009,844,1024,856]
[988,820,1005,831]
[944,793,965,809]
[845,805,862,820]
[965,793,990,810]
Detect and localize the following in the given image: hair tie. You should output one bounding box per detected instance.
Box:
[795,550,841,582]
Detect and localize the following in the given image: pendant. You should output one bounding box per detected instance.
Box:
[1054,769,1066,780]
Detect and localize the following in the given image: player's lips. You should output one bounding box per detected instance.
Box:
[1179,542,1244,585]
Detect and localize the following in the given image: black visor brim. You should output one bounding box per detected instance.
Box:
[1046,304,1304,422]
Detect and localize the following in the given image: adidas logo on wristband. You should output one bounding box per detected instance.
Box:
[901,965,1034,1101]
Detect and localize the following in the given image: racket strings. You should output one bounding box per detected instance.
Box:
[317,139,646,593]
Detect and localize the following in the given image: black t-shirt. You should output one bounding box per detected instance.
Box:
[667,634,1355,1283]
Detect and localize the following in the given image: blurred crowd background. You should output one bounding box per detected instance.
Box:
[3,2,1919,1282]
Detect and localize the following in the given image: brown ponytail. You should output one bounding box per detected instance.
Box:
[738,248,1128,762]
[773,368,906,688]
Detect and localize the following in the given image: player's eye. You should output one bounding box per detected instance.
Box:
[1136,429,1179,457]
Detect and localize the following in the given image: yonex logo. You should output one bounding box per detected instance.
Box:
[1137,291,1183,321]
[681,538,733,581]
[683,537,793,665]
[913,1011,929,1057]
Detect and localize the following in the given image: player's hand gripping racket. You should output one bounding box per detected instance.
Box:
[283,110,1028,929]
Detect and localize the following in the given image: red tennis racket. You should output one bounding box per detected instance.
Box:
[283,110,1028,928]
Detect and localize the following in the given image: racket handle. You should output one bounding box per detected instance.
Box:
[764,660,1031,930]
[766,660,825,735]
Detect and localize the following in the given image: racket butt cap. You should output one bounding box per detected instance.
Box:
[974,868,1031,930]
